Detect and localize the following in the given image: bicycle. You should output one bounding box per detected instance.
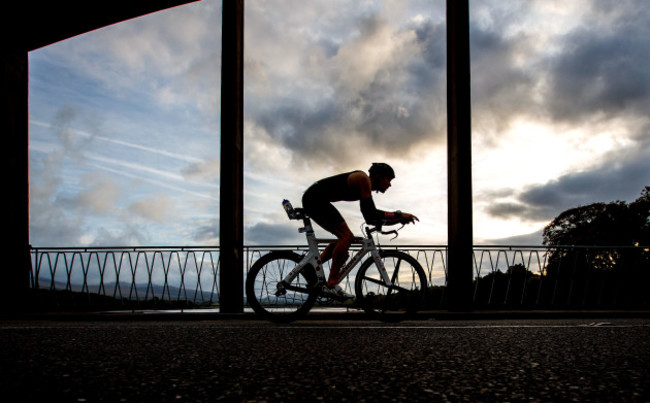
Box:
[245,201,427,323]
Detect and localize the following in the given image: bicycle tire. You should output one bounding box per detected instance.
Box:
[246,251,318,323]
[355,250,427,322]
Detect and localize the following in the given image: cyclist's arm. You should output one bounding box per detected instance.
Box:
[349,172,417,225]
[360,197,399,224]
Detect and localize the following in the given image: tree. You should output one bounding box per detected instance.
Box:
[541,187,650,307]
[629,186,650,245]
[543,186,650,247]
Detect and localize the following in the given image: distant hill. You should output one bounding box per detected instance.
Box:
[34,279,219,304]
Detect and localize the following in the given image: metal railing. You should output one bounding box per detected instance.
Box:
[30,246,221,310]
[29,244,650,311]
[471,245,650,308]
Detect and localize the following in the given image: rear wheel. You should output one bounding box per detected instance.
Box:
[355,250,427,322]
[246,251,318,323]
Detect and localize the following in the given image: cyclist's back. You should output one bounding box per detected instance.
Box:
[309,170,364,202]
[302,170,370,237]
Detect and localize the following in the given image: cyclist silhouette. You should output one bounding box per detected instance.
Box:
[301,163,419,297]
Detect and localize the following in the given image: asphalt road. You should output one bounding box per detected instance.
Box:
[1,316,648,402]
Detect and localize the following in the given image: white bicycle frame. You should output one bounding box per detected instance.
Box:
[280,212,393,290]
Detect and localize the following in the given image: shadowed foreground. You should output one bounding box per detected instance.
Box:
[0,317,648,401]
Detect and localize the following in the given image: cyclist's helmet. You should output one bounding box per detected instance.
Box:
[369,162,395,179]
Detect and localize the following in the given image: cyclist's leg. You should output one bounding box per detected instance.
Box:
[327,221,353,287]
[302,191,351,287]
[320,241,335,263]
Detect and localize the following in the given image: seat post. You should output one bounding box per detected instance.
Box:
[300,215,314,235]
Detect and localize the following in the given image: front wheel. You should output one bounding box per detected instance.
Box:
[246,251,318,323]
[355,250,427,322]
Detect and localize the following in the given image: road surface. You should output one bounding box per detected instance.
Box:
[1,316,648,401]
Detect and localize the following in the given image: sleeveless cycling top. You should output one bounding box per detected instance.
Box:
[309,170,363,202]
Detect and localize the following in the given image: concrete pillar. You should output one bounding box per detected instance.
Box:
[219,0,245,313]
[1,50,31,313]
[446,0,474,310]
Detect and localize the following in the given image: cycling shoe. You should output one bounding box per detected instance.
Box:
[321,284,354,300]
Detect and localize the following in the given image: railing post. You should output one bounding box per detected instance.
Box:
[219,0,245,313]
[446,0,474,310]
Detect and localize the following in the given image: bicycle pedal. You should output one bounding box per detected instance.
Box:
[274,281,288,297]
[320,284,354,301]
[317,295,335,305]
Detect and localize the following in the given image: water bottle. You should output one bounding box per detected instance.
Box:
[282,199,296,219]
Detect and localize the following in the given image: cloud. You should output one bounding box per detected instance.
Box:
[181,159,220,182]
[243,121,295,173]
[88,226,149,247]
[468,0,650,147]
[485,139,650,222]
[128,196,177,223]
[244,7,448,167]
[41,0,221,119]
[189,219,219,244]
[29,144,85,246]
[486,202,529,219]
[245,222,303,245]
[545,4,650,122]
[470,26,541,137]
[74,176,121,214]
[485,229,545,246]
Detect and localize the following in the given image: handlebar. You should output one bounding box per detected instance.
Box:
[365,219,405,240]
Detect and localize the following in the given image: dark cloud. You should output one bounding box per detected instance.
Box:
[539,1,650,122]
[485,141,650,222]
[486,202,529,219]
[255,100,341,153]
[522,158,650,216]
[470,26,539,134]
[245,222,302,245]
[191,223,218,244]
[547,25,650,121]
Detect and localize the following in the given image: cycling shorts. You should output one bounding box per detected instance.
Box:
[302,185,345,236]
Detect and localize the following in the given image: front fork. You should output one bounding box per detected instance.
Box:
[370,247,394,287]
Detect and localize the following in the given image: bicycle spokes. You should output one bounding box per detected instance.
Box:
[355,251,427,320]
[246,251,318,322]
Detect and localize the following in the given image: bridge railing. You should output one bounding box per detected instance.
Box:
[29,244,649,311]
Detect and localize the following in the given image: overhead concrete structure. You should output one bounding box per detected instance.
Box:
[3,1,201,52]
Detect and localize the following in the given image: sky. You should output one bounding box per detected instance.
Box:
[28,0,650,247]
